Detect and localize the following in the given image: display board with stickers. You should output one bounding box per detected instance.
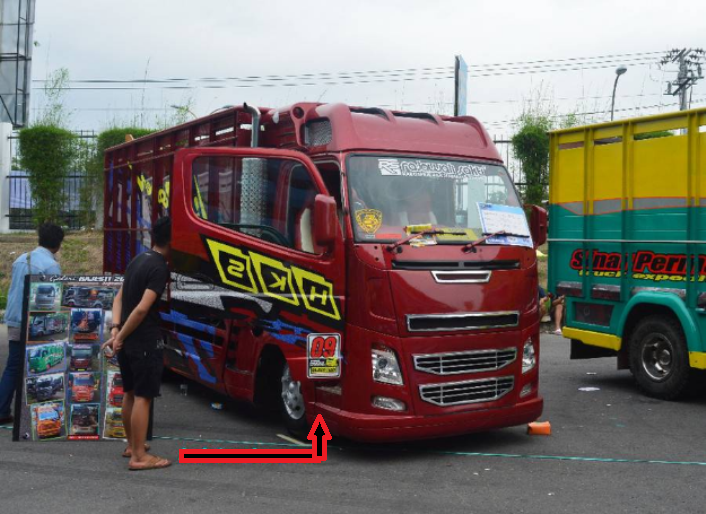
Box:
[12,275,127,442]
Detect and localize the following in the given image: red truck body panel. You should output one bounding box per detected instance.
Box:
[103,103,542,442]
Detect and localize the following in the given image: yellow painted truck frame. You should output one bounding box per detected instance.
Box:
[548,107,706,399]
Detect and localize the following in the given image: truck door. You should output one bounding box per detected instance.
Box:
[166,147,345,395]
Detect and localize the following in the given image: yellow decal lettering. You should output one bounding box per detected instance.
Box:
[158,181,170,209]
[206,239,341,319]
[292,267,341,320]
[269,273,287,292]
[206,239,257,293]
[250,253,299,306]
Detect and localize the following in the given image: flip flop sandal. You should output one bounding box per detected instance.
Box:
[129,454,172,471]
[122,443,151,458]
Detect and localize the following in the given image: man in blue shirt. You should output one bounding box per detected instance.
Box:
[0,223,64,424]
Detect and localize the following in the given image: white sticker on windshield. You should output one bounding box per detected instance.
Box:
[478,203,532,247]
[377,158,486,179]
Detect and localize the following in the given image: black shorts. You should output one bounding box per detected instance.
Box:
[117,343,164,399]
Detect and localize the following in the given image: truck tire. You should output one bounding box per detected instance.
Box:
[280,362,308,436]
[628,316,691,400]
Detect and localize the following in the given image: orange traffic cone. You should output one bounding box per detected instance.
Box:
[527,421,552,436]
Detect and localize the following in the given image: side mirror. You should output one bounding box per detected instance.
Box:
[313,194,338,251]
[529,205,548,248]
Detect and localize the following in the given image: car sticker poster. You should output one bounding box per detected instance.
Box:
[14,275,123,442]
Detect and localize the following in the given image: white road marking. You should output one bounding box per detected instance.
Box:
[276,433,308,446]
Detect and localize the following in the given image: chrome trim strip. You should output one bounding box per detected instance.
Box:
[431,270,492,284]
[406,311,520,332]
[419,376,514,406]
[413,348,517,375]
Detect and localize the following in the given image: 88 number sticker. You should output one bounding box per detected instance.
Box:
[307,333,341,379]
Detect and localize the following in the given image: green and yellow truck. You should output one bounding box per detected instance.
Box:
[548,108,706,399]
[28,345,64,374]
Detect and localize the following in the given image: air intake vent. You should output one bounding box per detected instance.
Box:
[304,119,332,146]
[393,112,438,124]
[349,107,389,119]
[419,376,514,406]
[407,312,519,332]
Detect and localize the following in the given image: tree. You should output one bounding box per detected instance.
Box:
[512,112,552,206]
[19,126,76,225]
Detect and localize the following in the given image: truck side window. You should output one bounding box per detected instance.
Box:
[191,156,322,254]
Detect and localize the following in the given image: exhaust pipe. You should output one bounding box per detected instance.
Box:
[243,103,261,148]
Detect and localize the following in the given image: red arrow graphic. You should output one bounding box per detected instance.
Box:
[308,414,332,461]
[179,414,332,464]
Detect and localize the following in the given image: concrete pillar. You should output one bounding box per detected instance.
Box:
[0,123,13,233]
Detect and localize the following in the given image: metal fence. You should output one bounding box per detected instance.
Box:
[7,130,96,230]
[3,133,540,231]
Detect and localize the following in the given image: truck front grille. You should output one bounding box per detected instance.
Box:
[414,348,516,375]
[419,376,514,406]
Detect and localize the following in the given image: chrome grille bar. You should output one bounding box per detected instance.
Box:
[419,376,514,406]
[414,348,517,375]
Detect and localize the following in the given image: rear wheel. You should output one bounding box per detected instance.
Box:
[280,363,308,436]
[629,316,691,400]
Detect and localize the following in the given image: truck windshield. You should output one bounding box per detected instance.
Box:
[37,286,54,295]
[74,376,94,386]
[38,410,58,421]
[347,155,522,243]
[72,348,92,358]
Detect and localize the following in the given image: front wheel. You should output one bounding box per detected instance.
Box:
[629,316,691,400]
[280,363,308,436]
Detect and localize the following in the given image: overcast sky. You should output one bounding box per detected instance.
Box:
[29,0,706,135]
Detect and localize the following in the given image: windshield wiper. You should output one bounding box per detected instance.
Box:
[462,230,533,252]
[386,228,466,252]
[462,230,507,253]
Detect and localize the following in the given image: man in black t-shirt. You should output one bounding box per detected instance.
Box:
[103,217,171,471]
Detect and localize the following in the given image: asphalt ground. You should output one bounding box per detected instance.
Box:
[1,325,706,514]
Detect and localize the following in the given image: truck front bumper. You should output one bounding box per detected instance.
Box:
[313,396,543,443]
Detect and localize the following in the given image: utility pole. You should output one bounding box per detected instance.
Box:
[661,48,704,111]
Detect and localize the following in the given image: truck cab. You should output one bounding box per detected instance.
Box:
[34,284,57,309]
[71,373,96,403]
[35,405,62,439]
[70,345,93,371]
[104,103,546,441]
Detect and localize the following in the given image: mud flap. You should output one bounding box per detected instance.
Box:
[570,338,617,360]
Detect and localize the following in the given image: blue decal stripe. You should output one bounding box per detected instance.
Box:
[160,310,217,336]
[260,319,308,346]
[175,333,217,384]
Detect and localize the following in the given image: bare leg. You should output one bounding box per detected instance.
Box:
[122,391,134,448]
[554,303,565,333]
[129,396,152,464]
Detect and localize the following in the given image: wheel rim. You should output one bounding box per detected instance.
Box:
[281,364,305,420]
[641,333,675,382]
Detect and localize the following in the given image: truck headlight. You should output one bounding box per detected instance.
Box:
[522,339,536,374]
[372,345,404,385]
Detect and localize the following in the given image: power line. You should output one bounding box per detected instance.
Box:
[31,59,657,92]
[32,51,662,88]
[661,48,704,111]
[480,99,697,127]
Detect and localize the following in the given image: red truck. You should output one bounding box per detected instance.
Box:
[103,103,546,441]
